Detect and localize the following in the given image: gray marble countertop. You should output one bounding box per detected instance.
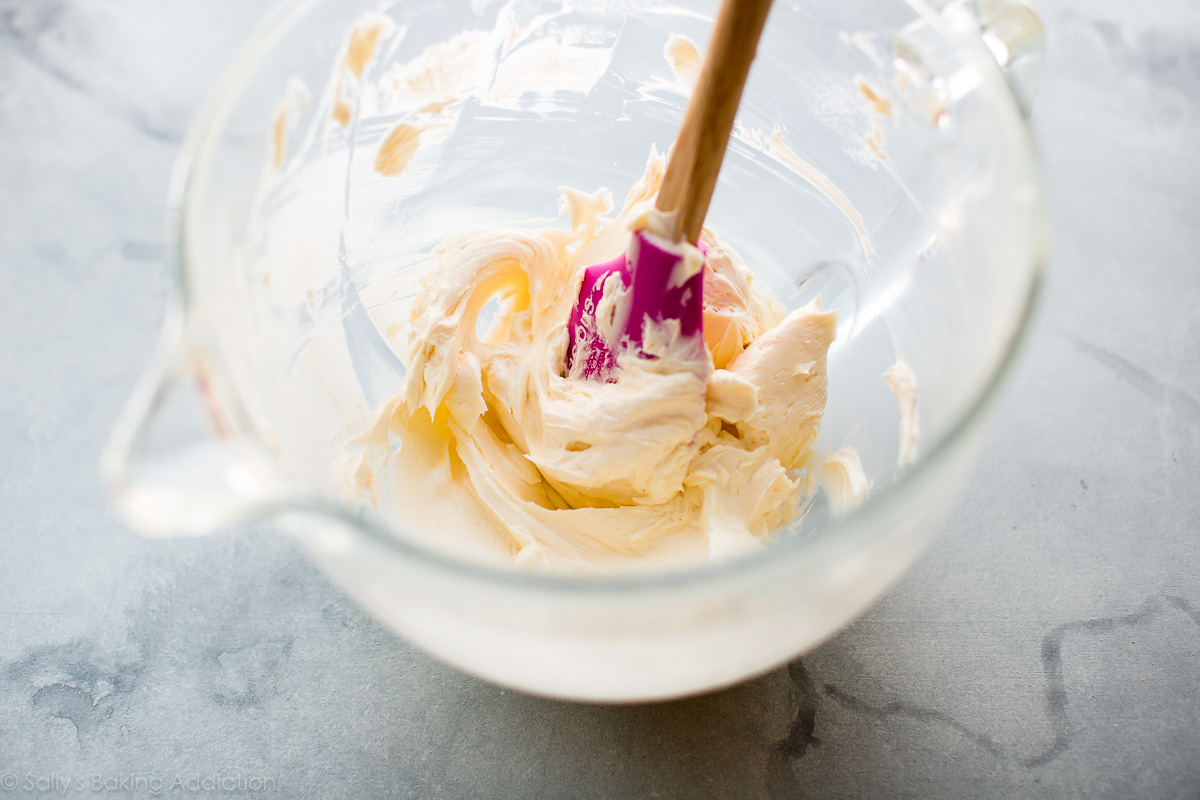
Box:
[2,1,1198,798]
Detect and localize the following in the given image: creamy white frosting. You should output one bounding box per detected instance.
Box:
[884,355,920,469]
[819,449,869,517]
[341,153,841,573]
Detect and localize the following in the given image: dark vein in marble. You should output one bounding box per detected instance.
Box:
[1074,339,1200,429]
[29,683,115,736]
[202,634,297,709]
[1024,596,1162,767]
[813,592,1200,772]
[2,545,310,743]
[1067,15,1200,100]
[775,661,819,759]
[764,661,820,800]
[823,684,1006,758]
[1024,593,1200,768]
[0,3,181,144]
[1164,594,1200,627]
[4,639,145,744]
[0,3,87,94]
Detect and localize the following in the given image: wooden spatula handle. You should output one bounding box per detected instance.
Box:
[655,0,775,244]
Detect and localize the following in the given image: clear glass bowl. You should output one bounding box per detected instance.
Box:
[104,0,1048,701]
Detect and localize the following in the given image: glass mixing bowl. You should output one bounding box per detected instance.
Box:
[103,0,1048,701]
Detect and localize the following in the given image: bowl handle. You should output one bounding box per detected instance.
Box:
[101,314,299,537]
[970,0,1044,117]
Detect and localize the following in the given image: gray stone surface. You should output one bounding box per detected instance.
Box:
[1,1,1198,798]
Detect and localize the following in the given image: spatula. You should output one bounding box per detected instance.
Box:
[567,0,775,379]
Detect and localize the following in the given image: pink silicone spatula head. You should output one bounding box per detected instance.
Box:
[566,234,706,378]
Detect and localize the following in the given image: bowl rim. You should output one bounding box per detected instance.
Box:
[162,0,1049,595]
